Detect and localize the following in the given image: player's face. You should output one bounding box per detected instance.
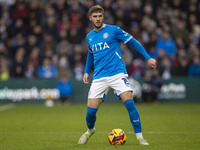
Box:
[89,12,104,29]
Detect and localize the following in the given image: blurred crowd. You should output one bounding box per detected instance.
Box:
[0,0,200,81]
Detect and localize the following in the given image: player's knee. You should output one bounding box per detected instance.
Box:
[86,107,98,118]
[124,99,136,110]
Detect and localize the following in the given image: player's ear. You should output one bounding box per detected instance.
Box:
[89,16,92,21]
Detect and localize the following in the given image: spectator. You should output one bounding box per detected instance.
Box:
[0,56,10,80]
[156,1,173,21]
[173,19,190,47]
[56,39,72,56]
[40,32,56,55]
[104,9,114,25]
[25,35,39,55]
[51,54,59,68]
[28,47,40,69]
[156,31,177,62]
[57,15,70,33]
[170,0,187,11]
[54,0,68,20]
[68,27,82,44]
[0,0,199,80]
[43,16,57,38]
[12,1,29,22]
[121,44,133,68]
[56,71,73,104]
[141,4,157,34]
[188,56,200,77]
[11,47,26,78]
[128,59,144,79]
[142,68,162,102]
[8,18,28,37]
[187,43,200,60]
[187,13,198,32]
[68,0,85,18]
[129,21,142,41]
[0,43,8,57]
[32,25,43,42]
[58,54,69,67]
[171,49,190,76]
[69,13,83,30]
[37,57,58,79]
[25,61,36,79]
[73,61,84,81]
[189,24,200,46]
[158,55,172,80]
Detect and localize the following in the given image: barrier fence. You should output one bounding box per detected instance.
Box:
[0,77,200,103]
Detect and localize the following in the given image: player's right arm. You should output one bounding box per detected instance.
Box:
[83,47,94,84]
[83,73,89,84]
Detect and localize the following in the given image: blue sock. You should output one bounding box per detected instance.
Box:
[124,99,142,133]
[86,107,98,129]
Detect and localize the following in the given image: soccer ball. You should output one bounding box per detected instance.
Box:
[108,129,126,145]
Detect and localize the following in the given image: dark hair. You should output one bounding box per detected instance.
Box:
[88,5,104,16]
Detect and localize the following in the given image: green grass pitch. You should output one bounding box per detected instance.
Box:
[0,102,200,150]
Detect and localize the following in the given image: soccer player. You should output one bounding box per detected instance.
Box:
[78,5,156,145]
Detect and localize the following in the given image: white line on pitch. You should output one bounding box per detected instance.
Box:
[1,131,200,135]
[0,103,15,111]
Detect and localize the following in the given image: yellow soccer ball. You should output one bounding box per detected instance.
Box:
[108,129,126,145]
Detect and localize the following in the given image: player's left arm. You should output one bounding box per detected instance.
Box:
[114,26,156,69]
[127,38,157,69]
[147,58,157,69]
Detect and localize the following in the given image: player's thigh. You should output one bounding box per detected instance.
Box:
[87,98,103,109]
[88,77,109,101]
[120,91,133,103]
[109,74,133,100]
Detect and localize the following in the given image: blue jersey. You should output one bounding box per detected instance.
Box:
[85,24,151,80]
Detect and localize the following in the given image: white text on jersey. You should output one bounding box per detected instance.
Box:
[90,42,110,51]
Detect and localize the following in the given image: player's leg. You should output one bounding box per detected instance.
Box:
[86,98,103,132]
[120,92,142,135]
[109,74,149,145]
[78,77,109,144]
[78,98,103,144]
[120,91,149,145]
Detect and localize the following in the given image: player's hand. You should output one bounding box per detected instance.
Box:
[147,58,157,69]
[83,73,90,84]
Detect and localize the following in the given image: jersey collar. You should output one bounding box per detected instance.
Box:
[94,24,106,32]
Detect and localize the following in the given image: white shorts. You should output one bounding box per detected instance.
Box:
[88,73,133,100]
